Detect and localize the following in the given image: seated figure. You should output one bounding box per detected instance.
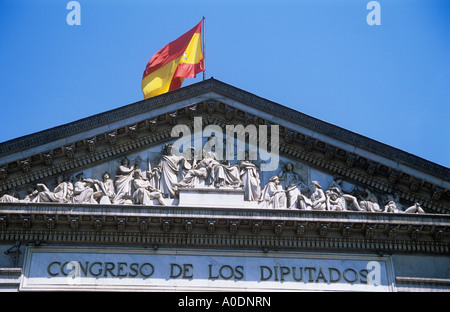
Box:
[72,173,98,204]
[175,151,212,188]
[93,172,116,204]
[132,171,166,206]
[260,176,286,209]
[326,187,347,211]
[384,201,401,213]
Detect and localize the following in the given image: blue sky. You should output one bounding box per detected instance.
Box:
[0,0,449,168]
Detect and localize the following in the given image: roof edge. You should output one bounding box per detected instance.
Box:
[0,78,448,181]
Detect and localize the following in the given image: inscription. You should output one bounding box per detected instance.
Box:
[22,248,394,291]
[46,260,372,284]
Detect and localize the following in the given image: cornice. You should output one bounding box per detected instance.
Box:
[0,203,449,255]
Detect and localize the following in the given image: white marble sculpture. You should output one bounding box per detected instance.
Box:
[154,144,185,198]
[327,178,361,211]
[1,142,429,214]
[261,176,287,209]
[93,172,116,204]
[32,175,73,203]
[384,201,401,213]
[72,173,98,204]
[309,181,327,210]
[113,158,135,205]
[0,190,20,203]
[132,171,166,206]
[239,159,261,201]
[326,187,347,211]
[175,150,211,188]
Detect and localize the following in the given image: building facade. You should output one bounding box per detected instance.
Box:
[0,79,449,291]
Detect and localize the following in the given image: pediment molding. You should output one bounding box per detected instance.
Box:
[0,203,449,255]
[0,87,448,214]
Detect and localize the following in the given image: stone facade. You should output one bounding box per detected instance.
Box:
[0,78,449,291]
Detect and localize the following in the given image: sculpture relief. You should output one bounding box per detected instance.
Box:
[175,150,212,188]
[113,158,135,204]
[72,173,98,204]
[0,143,430,213]
[93,172,115,204]
[239,158,261,201]
[32,175,73,203]
[154,144,185,198]
[132,171,166,206]
[261,176,287,209]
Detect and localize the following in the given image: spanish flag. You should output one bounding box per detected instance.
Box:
[141,20,205,99]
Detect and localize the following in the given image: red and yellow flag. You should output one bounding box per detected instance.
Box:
[141,20,204,99]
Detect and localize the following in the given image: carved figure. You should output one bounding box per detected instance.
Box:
[260,176,286,209]
[113,158,135,204]
[0,190,20,203]
[22,186,39,203]
[384,201,401,213]
[132,171,166,206]
[310,181,327,210]
[278,162,305,190]
[72,173,98,204]
[326,187,346,211]
[285,182,304,209]
[154,144,185,198]
[32,175,73,203]
[93,172,116,204]
[359,188,381,212]
[239,159,261,201]
[175,150,211,188]
[327,178,361,211]
[208,152,241,188]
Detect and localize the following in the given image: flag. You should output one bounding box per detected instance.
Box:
[141,20,204,99]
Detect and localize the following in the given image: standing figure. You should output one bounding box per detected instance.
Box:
[239,159,261,201]
[154,144,185,198]
[278,162,304,190]
[285,182,304,209]
[310,181,326,210]
[113,158,135,204]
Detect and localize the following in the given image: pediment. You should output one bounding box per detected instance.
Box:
[0,78,449,215]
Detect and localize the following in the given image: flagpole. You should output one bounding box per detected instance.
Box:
[202,16,206,81]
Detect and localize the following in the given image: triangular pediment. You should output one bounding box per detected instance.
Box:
[0,78,449,215]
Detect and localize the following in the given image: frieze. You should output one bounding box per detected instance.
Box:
[0,137,441,217]
[0,203,449,254]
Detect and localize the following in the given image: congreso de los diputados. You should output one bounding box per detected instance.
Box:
[0,78,449,292]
